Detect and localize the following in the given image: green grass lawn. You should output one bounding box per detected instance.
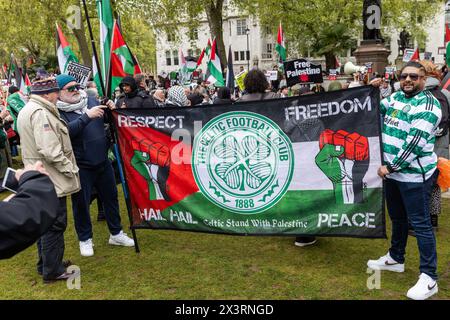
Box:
[0,184,449,300]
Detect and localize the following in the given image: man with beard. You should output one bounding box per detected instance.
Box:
[367,61,442,300]
[55,74,135,257]
[115,76,156,109]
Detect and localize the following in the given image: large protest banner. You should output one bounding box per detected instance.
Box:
[113,86,385,238]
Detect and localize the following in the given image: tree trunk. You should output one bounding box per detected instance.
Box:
[71,18,91,67]
[324,52,336,71]
[205,0,226,70]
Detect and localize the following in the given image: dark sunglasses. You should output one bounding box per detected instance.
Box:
[399,73,422,81]
[65,85,81,92]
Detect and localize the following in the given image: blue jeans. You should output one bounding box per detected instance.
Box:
[385,170,438,280]
[71,161,122,241]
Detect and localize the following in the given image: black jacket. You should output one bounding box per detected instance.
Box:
[59,97,109,168]
[115,90,156,109]
[0,171,59,259]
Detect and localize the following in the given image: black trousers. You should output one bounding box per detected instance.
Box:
[36,197,67,280]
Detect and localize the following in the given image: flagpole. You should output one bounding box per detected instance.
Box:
[81,0,106,97]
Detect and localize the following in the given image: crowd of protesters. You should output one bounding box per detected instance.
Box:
[0,58,449,299]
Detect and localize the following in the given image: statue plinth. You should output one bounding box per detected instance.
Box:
[354,40,391,75]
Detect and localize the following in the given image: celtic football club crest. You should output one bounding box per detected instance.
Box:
[192,111,294,214]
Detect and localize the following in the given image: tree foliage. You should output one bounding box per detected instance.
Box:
[0,0,156,74]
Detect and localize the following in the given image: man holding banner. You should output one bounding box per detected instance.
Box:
[368,61,442,300]
[55,74,135,257]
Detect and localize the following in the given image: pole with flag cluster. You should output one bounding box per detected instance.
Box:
[56,23,78,74]
[276,22,286,69]
[106,20,142,98]
[206,38,225,87]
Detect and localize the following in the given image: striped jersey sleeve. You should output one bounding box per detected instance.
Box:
[389,91,441,172]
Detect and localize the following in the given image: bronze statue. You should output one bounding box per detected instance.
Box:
[399,29,411,54]
[363,0,383,42]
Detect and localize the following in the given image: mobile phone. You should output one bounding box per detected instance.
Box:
[2,167,19,193]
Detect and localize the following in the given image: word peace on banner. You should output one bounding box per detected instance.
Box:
[283,58,324,87]
[65,62,92,88]
[113,86,385,238]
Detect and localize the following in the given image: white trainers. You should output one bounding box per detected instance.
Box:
[79,239,94,257]
[109,231,135,247]
[367,252,404,272]
[406,273,438,300]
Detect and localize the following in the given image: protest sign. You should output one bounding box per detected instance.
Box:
[235,70,248,91]
[113,86,385,238]
[65,62,91,88]
[403,49,415,62]
[283,59,323,87]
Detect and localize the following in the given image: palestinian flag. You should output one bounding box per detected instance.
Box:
[410,48,420,61]
[206,38,224,86]
[196,48,205,67]
[179,49,197,85]
[107,20,141,97]
[276,22,286,64]
[97,0,114,88]
[7,54,24,88]
[446,24,450,67]
[112,86,385,238]
[92,55,104,97]
[56,23,78,74]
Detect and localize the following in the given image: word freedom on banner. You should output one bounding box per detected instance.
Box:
[112,86,385,239]
[283,58,323,87]
[65,61,92,88]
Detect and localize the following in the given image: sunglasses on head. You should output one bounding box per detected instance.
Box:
[399,73,422,81]
[65,84,81,92]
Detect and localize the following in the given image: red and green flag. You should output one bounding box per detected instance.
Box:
[97,0,114,88]
[107,20,141,97]
[56,23,78,74]
[206,38,224,86]
[276,22,286,64]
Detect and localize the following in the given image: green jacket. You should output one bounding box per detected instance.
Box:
[6,92,26,132]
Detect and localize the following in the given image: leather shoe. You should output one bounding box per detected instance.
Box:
[38,260,74,276]
[43,270,75,284]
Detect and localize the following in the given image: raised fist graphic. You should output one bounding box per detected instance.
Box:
[315,129,370,204]
[131,138,171,201]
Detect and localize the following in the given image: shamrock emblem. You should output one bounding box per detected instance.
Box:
[213,135,273,191]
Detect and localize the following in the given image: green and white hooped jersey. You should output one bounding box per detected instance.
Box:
[381,90,442,183]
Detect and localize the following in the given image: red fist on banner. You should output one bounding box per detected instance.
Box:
[131,138,171,167]
[319,129,369,161]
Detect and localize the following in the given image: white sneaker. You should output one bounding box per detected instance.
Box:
[79,239,94,257]
[406,273,438,300]
[109,231,135,247]
[367,252,404,272]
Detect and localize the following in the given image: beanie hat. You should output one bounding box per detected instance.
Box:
[8,86,19,95]
[56,74,77,90]
[328,81,343,92]
[30,78,60,95]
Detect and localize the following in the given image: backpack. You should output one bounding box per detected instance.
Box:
[428,87,450,137]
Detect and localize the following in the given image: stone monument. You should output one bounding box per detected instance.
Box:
[354,0,391,75]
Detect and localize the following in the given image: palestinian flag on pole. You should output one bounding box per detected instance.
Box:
[92,55,104,97]
[96,0,114,88]
[179,49,197,84]
[56,23,78,74]
[7,54,23,88]
[206,38,224,87]
[276,22,286,66]
[107,20,141,98]
[410,48,420,62]
[7,54,15,84]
